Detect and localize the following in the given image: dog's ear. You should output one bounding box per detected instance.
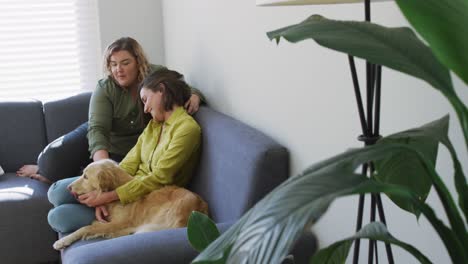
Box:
[97,170,118,192]
[111,166,133,186]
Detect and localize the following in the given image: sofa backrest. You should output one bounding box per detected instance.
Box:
[0,100,47,172]
[190,106,289,223]
[43,92,91,143]
[0,93,289,223]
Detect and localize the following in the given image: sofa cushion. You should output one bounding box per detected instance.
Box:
[191,106,289,223]
[61,222,232,264]
[0,100,47,172]
[0,173,59,263]
[43,92,91,143]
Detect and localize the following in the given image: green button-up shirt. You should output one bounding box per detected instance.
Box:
[116,107,201,204]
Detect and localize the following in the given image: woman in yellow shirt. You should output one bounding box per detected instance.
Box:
[47,68,201,232]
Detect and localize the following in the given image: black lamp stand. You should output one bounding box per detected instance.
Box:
[348,0,394,263]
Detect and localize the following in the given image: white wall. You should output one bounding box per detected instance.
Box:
[97,0,165,72]
[161,0,468,263]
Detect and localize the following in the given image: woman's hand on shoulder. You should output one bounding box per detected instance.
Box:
[185,94,201,114]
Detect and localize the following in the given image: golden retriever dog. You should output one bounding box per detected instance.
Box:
[53,159,208,250]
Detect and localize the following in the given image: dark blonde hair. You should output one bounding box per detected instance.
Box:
[103,37,150,86]
[139,69,191,111]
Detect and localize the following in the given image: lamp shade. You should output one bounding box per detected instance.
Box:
[257,0,390,6]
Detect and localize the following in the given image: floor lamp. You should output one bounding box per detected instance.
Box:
[257,0,394,263]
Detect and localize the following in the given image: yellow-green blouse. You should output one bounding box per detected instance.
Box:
[115,107,201,204]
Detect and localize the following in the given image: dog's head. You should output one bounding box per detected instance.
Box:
[68,159,132,196]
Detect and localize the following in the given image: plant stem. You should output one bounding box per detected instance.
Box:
[447,93,468,152]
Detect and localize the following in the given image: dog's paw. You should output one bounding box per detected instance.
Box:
[53,239,69,250]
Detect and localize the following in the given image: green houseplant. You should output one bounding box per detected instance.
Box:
[187,0,468,263]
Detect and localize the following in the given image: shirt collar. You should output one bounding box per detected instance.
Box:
[164,106,185,126]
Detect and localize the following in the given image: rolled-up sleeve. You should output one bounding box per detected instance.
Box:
[116,121,200,204]
[87,82,113,157]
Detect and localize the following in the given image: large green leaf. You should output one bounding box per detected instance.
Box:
[377,115,468,249]
[267,15,453,97]
[267,15,468,150]
[375,118,442,215]
[187,211,220,252]
[396,0,468,86]
[378,116,468,249]
[415,199,467,264]
[193,146,410,264]
[408,116,468,234]
[192,117,467,264]
[311,222,432,264]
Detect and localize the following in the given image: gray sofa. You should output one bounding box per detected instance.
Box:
[0,92,316,264]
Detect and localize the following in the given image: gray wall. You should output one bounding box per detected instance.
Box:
[97,0,165,71]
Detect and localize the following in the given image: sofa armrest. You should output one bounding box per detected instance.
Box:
[191,106,289,223]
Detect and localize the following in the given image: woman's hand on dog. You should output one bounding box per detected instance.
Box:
[78,190,119,207]
[95,206,109,223]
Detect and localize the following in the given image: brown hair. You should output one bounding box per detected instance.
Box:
[139,69,191,111]
[103,37,150,86]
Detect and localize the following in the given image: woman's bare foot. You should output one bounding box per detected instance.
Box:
[16,164,39,177]
[30,174,52,185]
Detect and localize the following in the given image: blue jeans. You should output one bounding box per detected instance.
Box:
[38,122,91,183]
[38,122,126,183]
[47,176,95,233]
